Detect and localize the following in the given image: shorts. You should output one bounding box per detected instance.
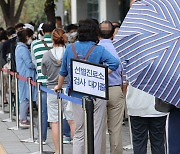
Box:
[47,93,74,122]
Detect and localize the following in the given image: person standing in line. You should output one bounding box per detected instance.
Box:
[41,28,75,153]
[62,23,78,143]
[0,30,8,104]
[99,21,125,154]
[126,84,167,154]
[112,21,121,38]
[54,19,119,154]
[31,22,55,144]
[15,29,37,127]
[55,16,62,29]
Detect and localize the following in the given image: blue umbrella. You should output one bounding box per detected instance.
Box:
[114,0,180,107]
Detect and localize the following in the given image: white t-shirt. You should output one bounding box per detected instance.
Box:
[126,84,167,117]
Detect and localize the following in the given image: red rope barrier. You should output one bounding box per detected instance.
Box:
[31,80,37,86]
[10,71,15,76]
[16,74,28,82]
[1,68,37,86]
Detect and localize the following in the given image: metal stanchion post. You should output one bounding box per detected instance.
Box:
[21,77,34,142]
[2,69,13,122]
[31,83,53,154]
[58,90,63,154]
[82,96,94,154]
[38,82,43,153]
[8,72,19,130]
[0,70,5,114]
[123,116,133,150]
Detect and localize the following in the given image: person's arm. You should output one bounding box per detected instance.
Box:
[100,47,120,72]
[54,75,65,93]
[21,47,35,69]
[122,81,128,96]
[41,53,48,76]
[31,41,37,68]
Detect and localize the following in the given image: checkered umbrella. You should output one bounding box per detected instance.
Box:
[114,0,180,107]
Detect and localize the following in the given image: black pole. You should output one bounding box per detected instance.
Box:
[82,96,94,154]
[86,97,94,154]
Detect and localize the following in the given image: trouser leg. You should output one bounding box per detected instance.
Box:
[72,99,106,154]
[101,110,107,154]
[20,99,29,121]
[41,91,48,141]
[107,86,125,154]
[149,116,167,154]
[168,108,180,154]
[63,118,71,137]
[130,116,148,154]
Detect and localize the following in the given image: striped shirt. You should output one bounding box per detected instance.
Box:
[32,34,53,85]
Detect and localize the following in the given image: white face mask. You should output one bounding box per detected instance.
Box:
[70,32,77,38]
[67,32,78,42]
[27,38,33,45]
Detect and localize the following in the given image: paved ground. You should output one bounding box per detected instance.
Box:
[0,103,136,154]
[0,78,152,154]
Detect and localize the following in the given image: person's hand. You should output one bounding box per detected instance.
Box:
[54,85,61,93]
[122,82,128,96]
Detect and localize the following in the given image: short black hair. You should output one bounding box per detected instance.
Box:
[78,19,99,42]
[42,22,56,33]
[55,16,62,21]
[26,28,34,37]
[0,27,4,32]
[66,24,78,33]
[6,27,16,36]
[91,18,99,25]
[99,20,115,39]
[17,29,28,43]
[29,21,35,27]
[15,23,25,30]
[0,30,8,41]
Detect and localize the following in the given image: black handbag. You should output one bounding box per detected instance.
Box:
[155,98,175,113]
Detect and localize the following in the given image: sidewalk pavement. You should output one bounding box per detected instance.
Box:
[0,105,136,154]
[0,90,151,154]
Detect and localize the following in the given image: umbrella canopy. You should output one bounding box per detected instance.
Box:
[114,0,180,107]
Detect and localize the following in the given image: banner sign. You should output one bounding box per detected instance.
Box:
[71,59,108,100]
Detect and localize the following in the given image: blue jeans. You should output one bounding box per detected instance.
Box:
[63,118,70,137]
[41,91,48,141]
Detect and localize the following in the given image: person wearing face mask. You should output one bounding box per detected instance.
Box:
[23,23,34,48]
[65,24,78,43]
[15,29,37,127]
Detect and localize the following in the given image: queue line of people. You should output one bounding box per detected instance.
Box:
[0,17,179,154]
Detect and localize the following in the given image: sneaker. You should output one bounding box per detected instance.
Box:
[34,139,46,145]
[63,136,71,144]
[20,120,30,128]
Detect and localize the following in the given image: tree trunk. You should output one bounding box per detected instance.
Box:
[0,0,26,27]
[44,0,56,24]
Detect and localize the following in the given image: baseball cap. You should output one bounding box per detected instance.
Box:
[23,23,34,32]
[38,23,44,31]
